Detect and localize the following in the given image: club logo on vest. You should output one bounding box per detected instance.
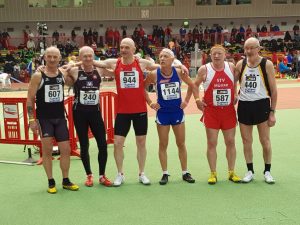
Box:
[56,77,63,83]
[79,75,87,81]
[86,81,93,87]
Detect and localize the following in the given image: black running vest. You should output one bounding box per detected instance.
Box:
[73,67,102,111]
[36,71,65,119]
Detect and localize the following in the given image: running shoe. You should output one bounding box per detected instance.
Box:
[242,171,254,183]
[182,173,195,183]
[228,171,241,183]
[85,174,93,187]
[159,174,169,185]
[99,176,113,187]
[139,174,151,185]
[113,174,125,187]
[264,171,275,184]
[208,172,217,185]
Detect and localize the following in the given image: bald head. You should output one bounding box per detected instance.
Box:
[244,37,260,48]
[44,46,61,57]
[120,38,135,48]
[79,46,94,57]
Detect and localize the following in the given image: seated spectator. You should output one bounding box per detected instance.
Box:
[278,58,293,77]
[284,31,292,42]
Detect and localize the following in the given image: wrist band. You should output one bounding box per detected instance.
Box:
[29,118,35,122]
[150,102,155,107]
[195,98,200,102]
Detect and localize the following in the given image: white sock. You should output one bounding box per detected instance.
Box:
[182,170,188,175]
[99,175,103,179]
[139,172,144,176]
[163,171,169,175]
[118,172,123,176]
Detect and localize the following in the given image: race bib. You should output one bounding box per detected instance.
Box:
[213,89,231,106]
[160,82,180,100]
[45,84,63,103]
[120,70,139,88]
[79,90,99,105]
[244,74,260,94]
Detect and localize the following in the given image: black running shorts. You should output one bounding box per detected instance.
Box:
[114,112,148,137]
[38,118,69,142]
[237,98,271,125]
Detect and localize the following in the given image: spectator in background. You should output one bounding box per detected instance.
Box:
[92,28,98,44]
[165,25,172,47]
[293,22,299,41]
[52,30,59,42]
[179,25,186,38]
[284,31,292,42]
[261,25,267,32]
[23,30,29,46]
[88,28,93,45]
[114,28,120,48]
[27,38,36,50]
[2,29,10,49]
[71,28,76,41]
[246,25,252,38]
[122,27,127,38]
[83,29,88,45]
[256,25,261,33]
[273,24,280,32]
[278,58,293,78]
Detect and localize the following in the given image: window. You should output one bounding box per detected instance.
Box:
[236,0,251,4]
[28,0,48,7]
[74,0,94,7]
[115,0,134,7]
[51,0,71,7]
[196,0,211,5]
[272,0,287,3]
[216,0,231,5]
[137,0,154,6]
[157,0,174,6]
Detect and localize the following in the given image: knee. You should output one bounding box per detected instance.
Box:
[241,136,252,145]
[176,141,186,151]
[207,140,217,149]
[225,138,235,149]
[260,137,271,150]
[136,138,146,149]
[159,141,169,151]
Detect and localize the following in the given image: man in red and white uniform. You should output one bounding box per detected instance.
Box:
[187,45,241,185]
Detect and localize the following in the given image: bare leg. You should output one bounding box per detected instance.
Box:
[157,124,170,171]
[114,135,126,173]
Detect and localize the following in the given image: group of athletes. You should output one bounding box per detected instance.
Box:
[26,37,277,194]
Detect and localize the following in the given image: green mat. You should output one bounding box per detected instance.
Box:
[0,109,299,225]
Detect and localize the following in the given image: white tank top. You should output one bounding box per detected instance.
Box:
[239,63,269,101]
[204,61,234,91]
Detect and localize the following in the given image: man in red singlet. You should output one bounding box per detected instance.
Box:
[187,45,241,185]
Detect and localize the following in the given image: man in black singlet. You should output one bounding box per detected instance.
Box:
[27,46,79,194]
[65,46,114,187]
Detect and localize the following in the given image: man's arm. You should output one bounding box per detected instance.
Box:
[26,72,41,134]
[98,68,115,78]
[93,58,118,70]
[61,67,78,87]
[266,59,277,127]
[186,65,206,111]
[176,68,197,109]
[229,62,238,105]
[144,70,160,111]
[139,58,160,71]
